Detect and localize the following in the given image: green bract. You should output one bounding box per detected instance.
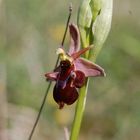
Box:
[92,0,113,60]
[77,0,113,60]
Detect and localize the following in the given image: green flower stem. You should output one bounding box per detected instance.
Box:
[28,6,72,140]
[70,0,113,139]
[70,78,89,140]
[70,52,97,140]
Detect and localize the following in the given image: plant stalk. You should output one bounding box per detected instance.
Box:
[70,78,89,140]
[28,5,72,140]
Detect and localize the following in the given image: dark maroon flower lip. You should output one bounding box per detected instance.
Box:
[45,23,106,109]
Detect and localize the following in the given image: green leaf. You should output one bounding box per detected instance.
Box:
[77,0,102,49]
[78,0,113,60]
[90,0,113,60]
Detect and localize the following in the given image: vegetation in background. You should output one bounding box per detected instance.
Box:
[0,0,140,140]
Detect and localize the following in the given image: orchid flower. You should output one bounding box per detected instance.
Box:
[45,24,105,109]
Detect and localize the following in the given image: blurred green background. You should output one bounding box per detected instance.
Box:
[0,0,140,140]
